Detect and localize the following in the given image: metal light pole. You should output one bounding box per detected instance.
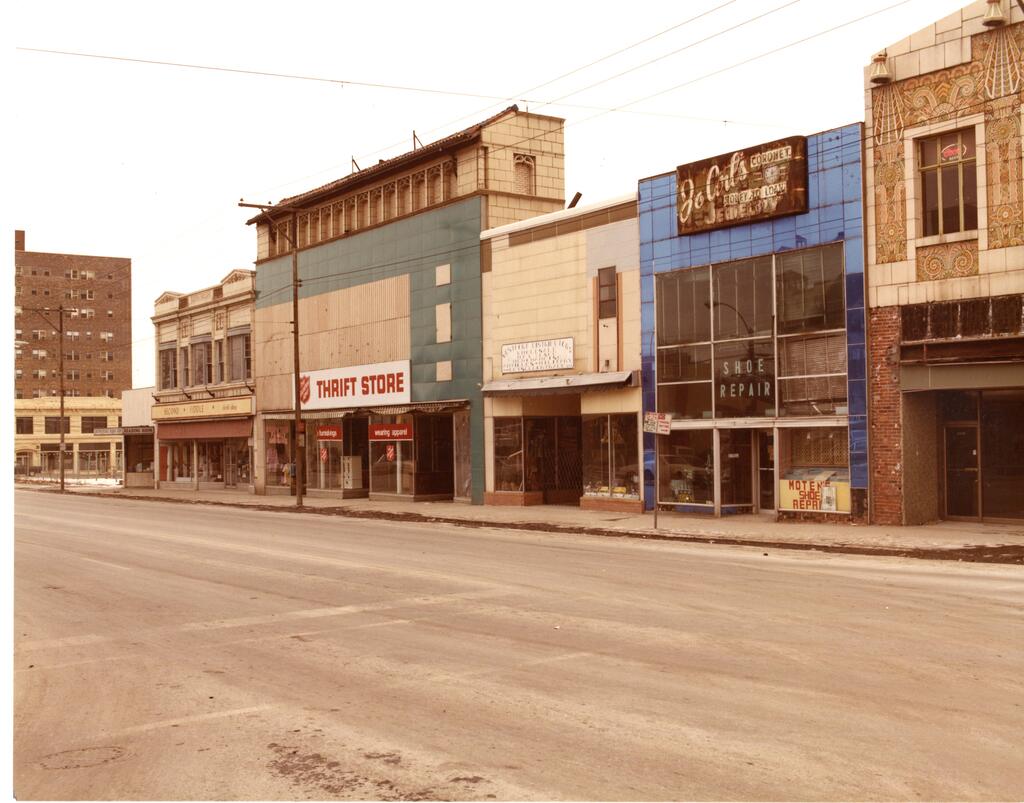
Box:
[239,201,305,507]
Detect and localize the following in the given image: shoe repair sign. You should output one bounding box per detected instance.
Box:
[296,360,411,410]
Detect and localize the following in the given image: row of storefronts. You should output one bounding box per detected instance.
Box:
[138,4,1024,524]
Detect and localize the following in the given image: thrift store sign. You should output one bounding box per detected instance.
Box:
[298,360,411,410]
[676,135,807,235]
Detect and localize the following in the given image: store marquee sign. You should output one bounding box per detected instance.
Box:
[501,337,574,374]
[778,479,851,514]
[298,360,411,410]
[152,397,253,420]
[94,426,155,436]
[676,135,807,235]
[368,423,414,441]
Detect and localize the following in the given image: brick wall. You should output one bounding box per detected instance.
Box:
[869,306,903,524]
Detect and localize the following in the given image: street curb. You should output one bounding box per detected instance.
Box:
[32,487,1024,565]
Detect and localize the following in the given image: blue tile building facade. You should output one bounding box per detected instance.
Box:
[638,124,868,520]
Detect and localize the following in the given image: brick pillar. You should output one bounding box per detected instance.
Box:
[869,306,903,524]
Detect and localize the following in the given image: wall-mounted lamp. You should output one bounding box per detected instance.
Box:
[983,0,1007,26]
[869,51,891,85]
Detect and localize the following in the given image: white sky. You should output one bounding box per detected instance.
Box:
[10,0,968,388]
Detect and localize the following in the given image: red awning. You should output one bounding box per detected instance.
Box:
[158,418,252,440]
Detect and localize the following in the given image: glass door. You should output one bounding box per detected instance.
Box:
[945,425,979,518]
[719,429,753,510]
[757,431,775,511]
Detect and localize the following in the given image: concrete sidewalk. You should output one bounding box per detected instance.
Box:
[23,479,1024,560]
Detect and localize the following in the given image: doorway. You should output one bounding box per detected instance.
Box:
[757,430,775,511]
[945,425,979,518]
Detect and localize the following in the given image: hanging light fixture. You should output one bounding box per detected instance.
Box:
[869,51,892,85]
[983,0,1007,27]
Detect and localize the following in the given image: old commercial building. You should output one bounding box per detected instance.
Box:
[151,270,256,491]
[14,230,132,400]
[640,125,868,520]
[480,196,643,510]
[247,106,564,502]
[14,396,122,476]
[866,0,1024,523]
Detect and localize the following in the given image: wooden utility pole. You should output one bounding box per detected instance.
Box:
[58,305,65,492]
[239,201,306,507]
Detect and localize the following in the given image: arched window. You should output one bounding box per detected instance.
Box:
[513,153,535,195]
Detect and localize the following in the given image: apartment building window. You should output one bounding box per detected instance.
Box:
[16,417,33,435]
[160,348,177,390]
[100,351,114,362]
[44,416,70,434]
[215,340,225,383]
[32,369,47,379]
[81,415,108,433]
[228,332,252,381]
[31,330,45,340]
[15,368,22,379]
[66,370,80,381]
[102,370,115,381]
[32,349,47,360]
[82,308,96,319]
[191,341,212,384]
[598,267,617,319]
[66,331,80,341]
[100,331,113,342]
[919,128,977,237]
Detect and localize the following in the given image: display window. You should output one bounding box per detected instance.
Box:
[582,414,640,499]
[197,441,223,482]
[778,427,850,513]
[305,417,368,492]
[265,422,293,488]
[369,414,414,495]
[658,430,714,506]
[493,417,524,492]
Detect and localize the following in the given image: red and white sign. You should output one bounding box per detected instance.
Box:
[297,360,411,410]
[369,423,414,442]
[315,425,342,441]
[385,444,396,461]
[319,447,328,462]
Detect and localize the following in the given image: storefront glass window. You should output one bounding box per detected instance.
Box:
[777,245,845,334]
[658,430,714,506]
[197,441,223,482]
[453,409,471,499]
[582,416,610,496]
[224,438,250,486]
[778,426,851,513]
[493,417,523,492]
[610,415,640,498]
[712,256,773,339]
[980,390,1024,519]
[369,414,414,495]
[719,429,753,507]
[778,332,847,416]
[265,422,292,489]
[170,442,192,481]
[713,339,775,418]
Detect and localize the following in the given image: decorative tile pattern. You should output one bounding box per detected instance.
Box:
[915,240,979,281]
[985,95,1024,248]
[871,25,1024,263]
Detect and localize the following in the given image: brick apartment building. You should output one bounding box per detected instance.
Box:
[14,230,132,400]
[865,1,1024,523]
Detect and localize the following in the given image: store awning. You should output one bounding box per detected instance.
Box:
[482,370,637,396]
[157,418,252,440]
[262,400,469,419]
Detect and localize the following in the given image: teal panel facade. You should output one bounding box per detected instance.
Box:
[255,197,486,503]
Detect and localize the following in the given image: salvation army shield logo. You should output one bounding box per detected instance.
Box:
[299,374,311,405]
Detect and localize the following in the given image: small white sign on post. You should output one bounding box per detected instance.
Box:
[643,412,672,435]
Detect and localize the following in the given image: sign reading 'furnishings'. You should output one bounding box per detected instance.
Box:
[298,360,411,410]
[501,338,574,374]
[676,135,808,235]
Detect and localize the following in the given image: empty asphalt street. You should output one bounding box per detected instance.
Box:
[13,488,1024,801]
